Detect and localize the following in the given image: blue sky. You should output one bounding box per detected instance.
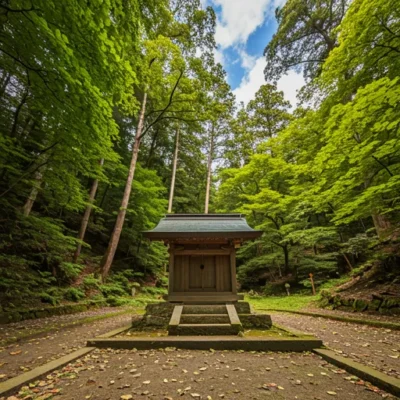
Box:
[223,19,277,89]
[203,0,305,106]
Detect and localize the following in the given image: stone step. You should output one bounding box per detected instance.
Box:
[182,305,227,315]
[180,314,230,324]
[175,323,240,336]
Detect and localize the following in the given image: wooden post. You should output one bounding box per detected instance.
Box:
[309,273,316,295]
[284,283,290,296]
[168,243,175,299]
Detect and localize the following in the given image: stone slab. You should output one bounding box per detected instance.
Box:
[240,314,272,329]
[93,324,132,338]
[226,304,241,326]
[314,348,400,397]
[87,336,323,351]
[169,305,183,326]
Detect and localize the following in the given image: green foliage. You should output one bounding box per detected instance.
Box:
[82,274,101,290]
[217,0,400,291]
[64,288,85,302]
[100,284,128,298]
[58,263,84,282]
[140,286,167,296]
[39,292,59,306]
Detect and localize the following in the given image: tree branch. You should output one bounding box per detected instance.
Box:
[138,70,185,140]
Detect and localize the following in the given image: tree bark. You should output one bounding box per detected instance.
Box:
[73,159,104,263]
[100,92,147,281]
[168,126,180,213]
[372,213,391,239]
[22,158,48,216]
[283,245,290,275]
[342,253,353,271]
[204,124,214,214]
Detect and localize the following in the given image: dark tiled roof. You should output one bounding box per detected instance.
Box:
[143,214,262,240]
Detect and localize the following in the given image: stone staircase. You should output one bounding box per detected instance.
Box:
[168,304,243,335]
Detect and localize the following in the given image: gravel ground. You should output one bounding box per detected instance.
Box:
[301,307,400,324]
[271,313,400,379]
[0,312,134,382]
[2,348,397,400]
[0,307,133,345]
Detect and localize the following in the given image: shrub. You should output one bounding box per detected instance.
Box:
[58,262,84,282]
[64,287,85,302]
[100,283,127,297]
[105,296,127,307]
[140,286,166,296]
[40,292,59,306]
[83,274,100,290]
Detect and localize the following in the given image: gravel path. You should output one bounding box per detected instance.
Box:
[301,307,400,324]
[0,306,133,345]
[0,309,136,382]
[3,348,397,400]
[271,312,400,379]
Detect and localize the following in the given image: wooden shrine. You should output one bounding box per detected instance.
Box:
[144,214,262,303]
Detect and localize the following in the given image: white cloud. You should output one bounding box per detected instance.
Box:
[233,57,266,105]
[233,57,305,107]
[277,70,305,108]
[237,48,257,70]
[211,0,274,49]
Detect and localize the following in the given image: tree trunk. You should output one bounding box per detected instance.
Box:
[168,126,180,213]
[204,125,214,214]
[372,213,391,239]
[100,92,147,281]
[283,245,290,275]
[342,253,353,271]
[73,159,104,262]
[22,159,48,216]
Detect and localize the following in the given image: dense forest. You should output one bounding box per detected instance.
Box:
[0,0,399,309]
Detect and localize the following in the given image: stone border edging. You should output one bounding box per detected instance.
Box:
[87,336,323,351]
[0,324,132,397]
[314,348,400,397]
[259,308,400,330]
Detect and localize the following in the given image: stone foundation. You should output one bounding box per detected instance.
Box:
[320,290,400,315]
[131,301,271,331]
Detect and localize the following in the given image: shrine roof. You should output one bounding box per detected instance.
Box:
[143,213,263,240]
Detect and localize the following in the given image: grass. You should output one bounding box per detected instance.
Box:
[246,294,318,311]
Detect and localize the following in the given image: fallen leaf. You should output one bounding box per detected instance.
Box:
[120,395,133,400]
[9,351,22,356]
[327,391,337,395]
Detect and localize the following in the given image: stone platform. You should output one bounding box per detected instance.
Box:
[132,301,272,335]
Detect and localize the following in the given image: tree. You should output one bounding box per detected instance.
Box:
[264,0,349,82]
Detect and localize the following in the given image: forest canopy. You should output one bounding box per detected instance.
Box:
[0,0,399,307]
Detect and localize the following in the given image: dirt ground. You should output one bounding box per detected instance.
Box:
[0,307,132,346]
[301,307,400,324]
[0,312,132,382]
[2,348,397,400]
[271,313,400,379]
[1,307,399,399]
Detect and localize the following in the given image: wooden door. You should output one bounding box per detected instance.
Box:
[189,256,216,290]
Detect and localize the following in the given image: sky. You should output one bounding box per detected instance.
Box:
[203,0,305,107]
